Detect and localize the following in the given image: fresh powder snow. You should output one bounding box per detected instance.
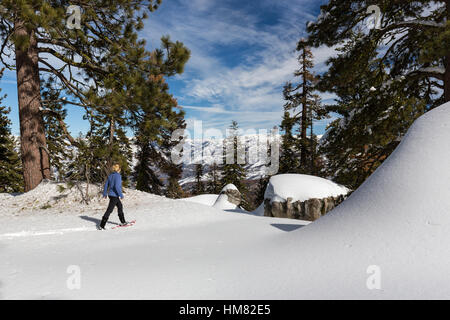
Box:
[1,103,450,299]
[180,194,219,207]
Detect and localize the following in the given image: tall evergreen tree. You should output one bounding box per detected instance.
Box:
[221,120,252,210]
[193,163,205,195]
[279,111,299,174]
[133,45,189,195]
[255,175,270,208]
[0,0,184,191]
[41,79,72,180]
[221,121,247,190]
[304,1,450,190]
[87,105,133,185]
[0,74,23,193]
[319,35,426,189]
[165,162,185,199]
[134,130,165,195]
[282,40,328,173]
[308,95,328,175]
[206,162,221,194]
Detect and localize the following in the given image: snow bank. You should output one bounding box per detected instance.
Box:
[212,194,238,210]
[251,203,265,216]
[275,102,450,298]
[180,194,219,206]
[264,174,349,203]
[182,185,239,211]
[0,180,158,215]
[2,103,450,299]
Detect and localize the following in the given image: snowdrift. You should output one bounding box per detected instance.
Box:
[180,194,219,206]
[0,181,155,215]
[1,103,450,299]
[275,102,450,298]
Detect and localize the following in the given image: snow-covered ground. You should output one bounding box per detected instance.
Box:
[1,102,450,299]
[179,194,219,207]
[0,184,309,299]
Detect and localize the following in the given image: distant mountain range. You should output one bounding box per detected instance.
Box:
[179,134,281,186]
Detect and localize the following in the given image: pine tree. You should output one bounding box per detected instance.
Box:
[0,88,23,193]
[64,134,96,203]
[307,0,450,105]
[87,107,133,185]
[255,175,270,208]
[193,163,205,195]
[221,121,247,190]
[282,40,328,174]
[133,47,187,197]
[279,111,299,174]
[221,121,252,210]
[41,79,72,181]
[134,138,164,195]
[206,162,221,194]
[0,0,188,191]
[166,164,185,199]
[308,95,328,175]
[319,35,426,189]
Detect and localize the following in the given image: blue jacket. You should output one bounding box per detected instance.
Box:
[103,172,124,198]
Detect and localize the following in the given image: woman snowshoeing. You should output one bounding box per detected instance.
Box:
[98,163,128,230]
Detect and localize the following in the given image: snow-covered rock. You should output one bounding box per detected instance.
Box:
[264,174,349,203]
[221,184,238,192]
[263,174,349,221]
[212,184,241,210]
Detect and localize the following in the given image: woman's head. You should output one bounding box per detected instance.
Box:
[112,163,121,173]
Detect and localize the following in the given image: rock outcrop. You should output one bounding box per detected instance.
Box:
[213,184,241,210]
[223,188,241,206]
[264,195,346,221]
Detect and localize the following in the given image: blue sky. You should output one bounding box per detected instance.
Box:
[1,0,335,137]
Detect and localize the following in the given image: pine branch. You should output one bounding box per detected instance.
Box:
[39,108,80,148]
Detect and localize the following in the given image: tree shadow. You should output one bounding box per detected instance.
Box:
[79,215,119,226]
[271,224,305,232]
[51,194,68,201]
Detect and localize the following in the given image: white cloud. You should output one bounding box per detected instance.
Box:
[142,0,337,132]
[2,0,336,134]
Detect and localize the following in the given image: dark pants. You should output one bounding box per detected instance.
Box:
[101,196,126,227]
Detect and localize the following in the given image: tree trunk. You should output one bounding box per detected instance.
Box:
[310,108,315,175]
[445,55,450,103]
[300,48,308,169]
[107,117,115,171]
[14,19,50,192]
[445,2,450,103]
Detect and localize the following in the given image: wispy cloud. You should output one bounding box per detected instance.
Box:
[2,0,335,135]
[144,0,334,132]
